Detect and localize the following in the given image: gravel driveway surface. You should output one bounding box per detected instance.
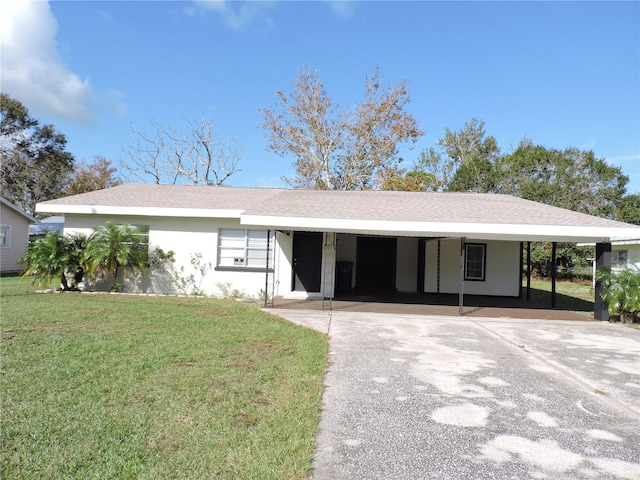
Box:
[271,310,640,480]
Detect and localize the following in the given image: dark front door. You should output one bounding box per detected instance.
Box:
[293,231,323,292]
[356,236,397,291]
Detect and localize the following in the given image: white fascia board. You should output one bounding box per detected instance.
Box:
[35,203,244,219]
[240,215,640,243]
[579,238,640,247]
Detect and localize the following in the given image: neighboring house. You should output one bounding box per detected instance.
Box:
[610,239,640,271]
[36,184,640,318]
[29,216,65,238]
[1,196,37,274]
[581,238,640,283]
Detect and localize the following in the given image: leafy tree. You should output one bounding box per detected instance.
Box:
[68,156,122,195]
[447,157,499,193]
[122,113,241,186]
[261,66,424,190]
[526,242,591,279]
[19,231,87,291]
[0,92,37,137]
[382,170,437,192]
[415,118,499,192]
[615,194,640,225]
[596,267,640,323]
[495,140,628,217]
[83,221,149,291]
[496,141,629,279]
[0,93,75,216]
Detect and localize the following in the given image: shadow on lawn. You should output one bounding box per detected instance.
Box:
[526,287,594,313]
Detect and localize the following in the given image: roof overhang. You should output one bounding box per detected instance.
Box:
[240,214,640,243]
[36,204,244,219]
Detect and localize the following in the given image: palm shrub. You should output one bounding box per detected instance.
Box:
[596,266,640,323]
[83,221,148,291]
[19,231,87,290]
[66,232,89,287]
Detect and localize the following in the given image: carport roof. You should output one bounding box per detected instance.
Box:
[36,183,640,243]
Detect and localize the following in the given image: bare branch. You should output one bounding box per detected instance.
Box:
[121,112,241,186]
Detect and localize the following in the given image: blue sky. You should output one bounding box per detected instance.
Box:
[2,1,639,193]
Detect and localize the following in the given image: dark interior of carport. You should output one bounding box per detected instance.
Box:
[287,231,613,320]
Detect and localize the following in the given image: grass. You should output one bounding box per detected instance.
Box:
[526,278,595,317]
[0,277,328,479]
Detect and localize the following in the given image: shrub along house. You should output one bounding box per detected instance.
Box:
[36,183,640,320]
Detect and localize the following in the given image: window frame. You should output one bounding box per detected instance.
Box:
[464,243,486,281]
[612,250,628,268]
[0,226,10,247]
[129,225,150,263]
[216,229,274,272]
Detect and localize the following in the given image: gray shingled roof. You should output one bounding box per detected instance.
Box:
[241,189,631,228]
[37,183,638,237]
[38,183,284,210]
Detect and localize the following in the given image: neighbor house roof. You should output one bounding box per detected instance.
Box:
[36,183,640,243]
[29,216,65,236]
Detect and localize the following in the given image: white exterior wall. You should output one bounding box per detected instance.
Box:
[0,205,30,273]
[424,238,520,296]
[274,230,293,297]
[64,214,288,298]
[614,243,640,270]
[62,213,523,299]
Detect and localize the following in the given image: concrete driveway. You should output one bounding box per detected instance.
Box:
[270,309,640,480]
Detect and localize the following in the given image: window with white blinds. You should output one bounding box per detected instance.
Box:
[218,229,273,268]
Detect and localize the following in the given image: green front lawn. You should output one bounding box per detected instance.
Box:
[527,279,595,316]
[1,277,328,479]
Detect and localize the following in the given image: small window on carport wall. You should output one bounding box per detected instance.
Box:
[465,243,486,281]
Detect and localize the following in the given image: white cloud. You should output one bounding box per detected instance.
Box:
[325,1,356,18]
[189,1,353,30]
[0,1,92,122]
[191,1,275,31]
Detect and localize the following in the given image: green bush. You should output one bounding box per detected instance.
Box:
[19,232,87,290]
[20,222,169,293]
[596,266,640,323]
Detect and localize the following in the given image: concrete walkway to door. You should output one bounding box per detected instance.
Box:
[269,308,640,480]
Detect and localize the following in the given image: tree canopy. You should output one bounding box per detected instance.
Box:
[1,93,75,215]
[68,156,122,195]
[416,118,500,192]
[414,119,631,219]
[495,140,628,217]
[261,67,424,190]
[614,194,640,225]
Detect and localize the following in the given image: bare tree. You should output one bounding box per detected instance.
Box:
[261,67,423,190]
[122,113,241,185]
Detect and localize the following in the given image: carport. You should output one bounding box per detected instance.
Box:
[242,190,640,320]
[271,292,591,321]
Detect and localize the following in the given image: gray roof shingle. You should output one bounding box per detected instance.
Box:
[37,183,636,231]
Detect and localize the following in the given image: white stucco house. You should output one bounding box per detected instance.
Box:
[1,196,37,274]
[609,239,640,271]
[36,184,640,319]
